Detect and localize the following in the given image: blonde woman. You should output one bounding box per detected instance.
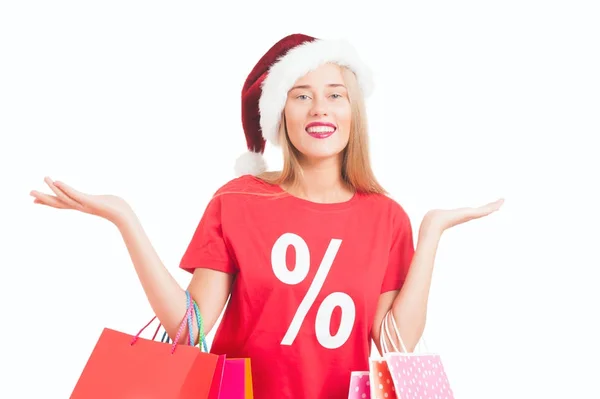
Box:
[30,33,503,398]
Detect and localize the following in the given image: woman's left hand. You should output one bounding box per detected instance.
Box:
[421,198,504,237]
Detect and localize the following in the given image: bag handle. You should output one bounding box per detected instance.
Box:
[379,309,408,354]
[379,310,430,354]
[192,301,209,352]
[130,290,208,354]
[161,296,209,352]
[159,296,208,351]
[160,290,193,345]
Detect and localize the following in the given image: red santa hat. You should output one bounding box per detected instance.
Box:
[234,33,374,177]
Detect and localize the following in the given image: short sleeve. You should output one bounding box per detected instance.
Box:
[380,204,415,293]
[179,195,237,275]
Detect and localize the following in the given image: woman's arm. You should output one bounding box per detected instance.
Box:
[381,223,440,352]
[31,177,234,345]
[117,211,234,344]
[375,199,503,353]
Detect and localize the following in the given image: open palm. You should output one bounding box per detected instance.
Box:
[30,177,132,225]
[424,198,504,233]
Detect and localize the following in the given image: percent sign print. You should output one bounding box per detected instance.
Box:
[271,232,356,349]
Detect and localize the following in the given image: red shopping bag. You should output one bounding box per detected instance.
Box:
[157,310,255,398]
[368,358,397,399]
[70,292,220,399]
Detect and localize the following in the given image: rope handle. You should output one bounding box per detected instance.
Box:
[130,290,208,354]
[192,301,209,352]
[161,297,208,352]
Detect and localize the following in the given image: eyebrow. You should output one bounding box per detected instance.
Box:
[289,83,347,91]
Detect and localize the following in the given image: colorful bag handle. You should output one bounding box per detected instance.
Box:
[192,300,209,352]
[161,291,209,352]
[131,290,208,354]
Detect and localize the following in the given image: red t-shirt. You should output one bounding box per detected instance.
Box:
[179,175,414,399]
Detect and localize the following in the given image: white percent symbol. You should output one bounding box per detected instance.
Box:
[271,232,356,349]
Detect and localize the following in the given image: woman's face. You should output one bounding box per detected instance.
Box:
[283,63,352,163]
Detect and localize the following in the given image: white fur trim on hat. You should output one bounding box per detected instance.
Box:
[258,38,373,147]
[234,150,267,177]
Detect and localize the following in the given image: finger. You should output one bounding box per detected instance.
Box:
[44,177,82,209]
[30,190,70,209]
[480,198,504,213]
[53,179,88,205]
[464,199,504,218]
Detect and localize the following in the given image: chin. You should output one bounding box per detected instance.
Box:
[297,145,346,162]
[290,133,349,162]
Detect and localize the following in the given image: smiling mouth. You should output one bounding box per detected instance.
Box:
[306,125,336,139]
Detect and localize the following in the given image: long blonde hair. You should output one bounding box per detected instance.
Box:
[256,65,387,195]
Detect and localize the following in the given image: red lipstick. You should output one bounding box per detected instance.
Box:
[305,122,337,139]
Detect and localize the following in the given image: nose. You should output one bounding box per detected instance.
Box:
[310,97,328,116]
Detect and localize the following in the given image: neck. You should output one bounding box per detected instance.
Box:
[284,155,354,204]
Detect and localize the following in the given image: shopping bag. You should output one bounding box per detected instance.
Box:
[207,355,227,399]
[368,357,397,399]
[220,358,254,398]
[380,311,454,399]
[158,313,255,399]
[348,371,371,399]
[158,301,227,399]
[70,291,219,399]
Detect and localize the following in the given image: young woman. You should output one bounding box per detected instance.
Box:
[30,33,503,398]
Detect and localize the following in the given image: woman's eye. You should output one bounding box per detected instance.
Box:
[331,94,342,99]
[297,95,310,100]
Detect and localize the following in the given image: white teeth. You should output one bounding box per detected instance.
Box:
[307,126,335,133]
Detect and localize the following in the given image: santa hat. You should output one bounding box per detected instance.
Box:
[234,33,374,177]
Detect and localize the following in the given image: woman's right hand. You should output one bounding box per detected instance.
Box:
[30,176,134,227]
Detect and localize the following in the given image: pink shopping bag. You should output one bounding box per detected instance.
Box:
[219,358,254,398]
[380,312,454,399]
[207,355,226,399]
[348,371,371,399]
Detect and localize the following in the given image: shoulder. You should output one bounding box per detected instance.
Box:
[207,175,281,208]
[197,175,279,219]
[358,192,413,231]
[361,192,410,218]
[212,175,278,196]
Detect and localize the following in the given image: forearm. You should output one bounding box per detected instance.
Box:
[115,211,195,344]
[389,224,442,351]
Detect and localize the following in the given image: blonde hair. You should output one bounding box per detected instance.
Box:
[256,65,387,195]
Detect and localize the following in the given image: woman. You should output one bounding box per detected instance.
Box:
[30,33,503,398]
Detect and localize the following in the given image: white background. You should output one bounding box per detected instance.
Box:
[1,1,599,398]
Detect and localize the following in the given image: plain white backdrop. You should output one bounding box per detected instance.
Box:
[1,1,599,398]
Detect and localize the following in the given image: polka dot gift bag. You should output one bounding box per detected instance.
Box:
[368,357,397,399]
[348,371,371,399]
[380,311,455,399]
[346,325,398,398]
